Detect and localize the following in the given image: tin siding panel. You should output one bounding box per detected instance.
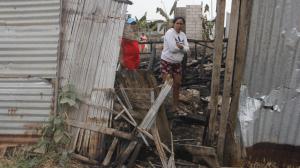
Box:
[240,0,300,147]
[0,0,60,78]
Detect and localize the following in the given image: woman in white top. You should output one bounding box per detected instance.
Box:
[160,17,189,112]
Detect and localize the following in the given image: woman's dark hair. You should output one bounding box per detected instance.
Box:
[173,17,185,24]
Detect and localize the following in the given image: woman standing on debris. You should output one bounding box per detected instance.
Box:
[161,17,189,112]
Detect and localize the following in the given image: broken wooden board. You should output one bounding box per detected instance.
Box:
[139,78,173,130]
[116,70,171,143]
[115,78,173,167]
[102,138,119,166]
[151,124,168,168]
[67,120,133,140]
[175,144,220,168]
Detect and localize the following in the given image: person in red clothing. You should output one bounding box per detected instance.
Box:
[119,18,140,70]
[139,32,148,53]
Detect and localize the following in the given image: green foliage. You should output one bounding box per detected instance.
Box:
[204,4,210,13]
[202,4,215,40]
[169,0,178,16]
[136,12,148,31]
[37,115,71,152]
[58,84,79,109]
[156,7,170,21]
[155,0,178,32]
[202,17,215,40]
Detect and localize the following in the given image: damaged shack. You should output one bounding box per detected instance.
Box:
[0,0,299,167]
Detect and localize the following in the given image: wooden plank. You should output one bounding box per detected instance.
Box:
[116,70,171,143]
[67,120,133,140]
[114,109,125,120]
[139,78,173,130]
[207,0,226,146]
[167,132,176,168]
[116,95,137,126]
[117,141,138,168]
[179,144,220,168]
[116,79,173,167]
[0,147,7,157]
[217,0,241,164]
[151,124,168,168]
[119,84,133,110]
[71,153,98,165]
[137,127,171,153]
[102,138,119,166]
[223,0,253,166]
[127,143,143,168]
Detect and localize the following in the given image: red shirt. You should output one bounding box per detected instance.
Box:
[121,38,140,70]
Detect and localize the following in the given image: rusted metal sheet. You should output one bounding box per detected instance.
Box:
[0,0,60,78]
[60,0,128,159]
[239,0,300,147]
[0,0,60,144]
[0,78,53,135]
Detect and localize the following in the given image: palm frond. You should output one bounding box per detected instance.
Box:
[159,23,166,31]
[156,7,169,21]
[204,4,209,13]
[139,12,147,22]
[169,0,178,16]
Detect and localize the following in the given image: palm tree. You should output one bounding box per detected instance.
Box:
[135,12,148,32]
[155,0,178,32]
[202,4,215,40]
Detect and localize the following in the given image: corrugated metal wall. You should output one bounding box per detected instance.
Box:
[0,0,60,78]
[0,0,60,142]
[239,0,300,147]
[60,0,128,159]
[0,78,53,135]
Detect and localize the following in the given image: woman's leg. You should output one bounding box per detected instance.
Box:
[172,73,182,111]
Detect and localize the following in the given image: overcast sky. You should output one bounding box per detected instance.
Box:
[127,0,232,21]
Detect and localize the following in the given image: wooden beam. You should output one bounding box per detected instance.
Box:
[71,153,98,165]
[207,0,226,145]
[116,95,137,126]
[223,0,254,166]
[102,138,119,166]
[116,79,173,167]
[177,144,220,168]
[139,78,173,130]
[167,132,176,168]
[151,124,168,168]
[217,0,241,164]
[127,143,143,168]
[67,120,133,140]
[0,147,7,157]
[117,141,138,168]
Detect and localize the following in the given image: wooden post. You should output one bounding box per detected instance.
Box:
[217,0,241,164]
[207,0,226,146]
[194,42,197,59]
[182,53,188,81]
[223,0,253,166]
